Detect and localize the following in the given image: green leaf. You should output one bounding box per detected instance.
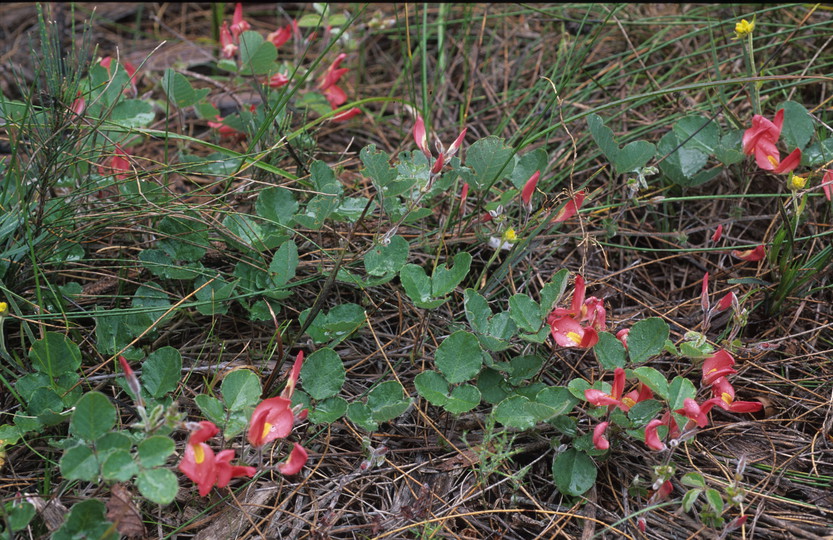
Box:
[224,409,250,440]
[507,355,543,385]
[587,114,620,165]
[667,375,697,412]
[657,131,711,187]
[539,269,571,315]
[162,68,210,108]
[95,432,132,454]
[139,248,205,279]
[158,214,208,261]
[615,140,656,175]
[627,399,664,427]
[5,501,35,532]
[414,370,450,406]
[137,435,175,468]
[60,445,99,481]
[432,252,472,297]
[715,130,745,166]
[476,368,510,404]
[136,468,179,505]
[779,101,813,151]
[509,293,543,333]
[632,367,669,400]
[238,31,278,75]
[444,385,480,414]
[681,472,707,489]
[367,381,412,422]
[52,499,116,540]
[221,369,262,411]
[195,394,226,425]
[256,186,298,226]
[194,275,236,316]
[268,239,298,288]
[465,136,515,190]
[300,348,345,400]
[101,450,138,482]
[301,303,365,345]
[70,392,116,441]
[493,395,538,429]
[0,424,22,446]
[628,317,669,363]
[535,386,579,418]
[141,347,182,399]
[309,396,348,424]
[435,331,483,384]
[552,448,597,496]
[704,488,724,513]
[682,489,702,512]
[567,378,592,400]
[594,331,627,369]
[347,402,378,431]
[361,144,397,187]
[673,115,720,155]
[510,148,548,188]
[30,332,81,377]
[400,264,442,308]
[132,282,174,327]
[109,99,155,128]
[364,235,409,277]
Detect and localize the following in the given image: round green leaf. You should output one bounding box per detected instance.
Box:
[632,366,669,400]
[29,332,81,377]
[6,501,35,532]
[444,384,480,414]
[141,347,182,398]
[137,468,178,505]
[435,331,483,384]
[309,396,348,424]
[347,402,377,431]
[60,445,99,481]
[628,317,669,363]
[779,101,813,151]
[300,348,345,400]
[594,331,626,370]
[221,369,262,411]
[552,448,597,497]
[70,392,116,441]
[195,394,226,425]
[101,450,138,482]
[54,499,115,540]
[95,432,132,454]
[367,381,411,422]
[492,395,537,430]
[535,386,579,418]
[137,435,175,468]
[364,235,409,277]
[414,370,449,406]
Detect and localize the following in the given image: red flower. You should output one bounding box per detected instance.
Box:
[822,170,833,202]
[714,291,737,313]
[230,3,251,40]
[710,377,763,413]
[331,107,362,122]
[208,115,244,137]
[278,443,308,475]
[459,182,469,213]
[98,145,131,180]
[675,398,714,428]
[178,421,220,496]
[268,23,293,48]
[732,245,766,262]
[70,92,85,116]
[702,350,737,386]
[644,418,666,451]
[550,316,598,348]
[413,115,431,159]
[551,191,585,223]
[100,56,138,95]
[267,72,290,88]
[521,171,540,208]
[700,272,710,314]
[248,351,306,447]
[616,328,629,349]
[593,421,610,450]
[711,224,723,243]
[220,21,238,59]
[412,114,467,174]
[547,275,606,332]
[742,109,801,174]
[118,356,142,400]
[214,449,256,488]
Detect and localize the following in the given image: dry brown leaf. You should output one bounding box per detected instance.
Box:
[106,483,146,539]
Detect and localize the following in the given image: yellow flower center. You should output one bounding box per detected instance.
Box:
[0,302,7,315]
[621,397,636,409]
[193,444,205,464]
[766,155,779,168]
[566,331,582,344]
[261,421,273,440]
[502,227,517,243]
[721,392,733,405]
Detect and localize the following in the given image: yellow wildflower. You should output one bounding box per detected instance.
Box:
[735,19,754,38]
[502,227,517,243]
[0,302,7,316]
[788,174,807,191]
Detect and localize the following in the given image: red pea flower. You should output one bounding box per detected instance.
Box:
[118,356,142,402]
[822,169,833,202]
[214,449,256,488]
[675,398,715,428]
[551,191,585,223]
[278,443,309,475]
[742,109,801,174]
[412,114,467,174]
[732,245,766,262]
[331,107,362,122]
[550,316,598,348]
[267,72,289,88]
[100,56,138,95]
[178,421,220,496]
[711,224,723,243]
[413,115,431,159]
[319,53,350,108]
[585,368,627,409]
[220,21,238,59]
[268,23,293,48]
[249,351,307,447]
[702,350,737,386]
[70,92,85,116]
[700,272,710,314]
[230,3,251,40]
[593,421,610,450]
[714,291,737,313]
[644,418,666,451]
[710,377,763,413]
[99,145,131,180]
[521,171,541,208]
[459,182,470,214]
[616,328,629,350]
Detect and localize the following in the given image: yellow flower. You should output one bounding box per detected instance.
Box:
[0,302,7,316]
[735,19,754,38]
[788,174,807,191]
[502,227,517,243]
